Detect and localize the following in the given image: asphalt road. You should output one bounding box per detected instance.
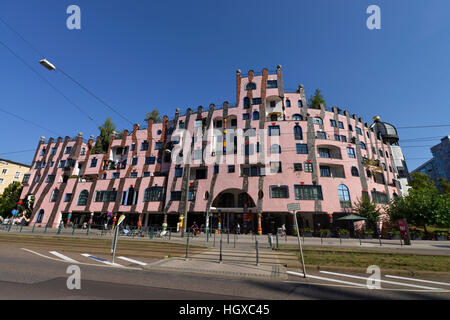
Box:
[1,244,449,301]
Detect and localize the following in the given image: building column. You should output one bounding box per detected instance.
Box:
[144,213,149,227]
[257,212,262,235]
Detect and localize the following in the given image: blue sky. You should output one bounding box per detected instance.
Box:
[0,0,449,170]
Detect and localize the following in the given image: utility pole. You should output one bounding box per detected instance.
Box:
[182,164,191,237]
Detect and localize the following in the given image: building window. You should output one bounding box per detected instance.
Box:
[317,131,327,139]
[334,134,340,141]
[193,150,203,161]
[252,98,262,105]
[252,111,260,120]
[130,172,138,178]
[267,80,278,88]
[270,144,281,154]
[228,165,235,173]
[318,148,331,158]
[379,149,384,157]
[22,174,30,184]
[34,162,41,169]
[270,186,289,198]
[330,120,337,127]
[243,97,250,108]
[294,125,303,140]
[340,135,347,142]
[298,100,303,108]
[36,210,44,223]
[231,118,237,127]
[313,117,323,125]
[371,191,388,204]
[90,158,98,168]
[347,147,356,158]
[95,190,117,203]
[338,121,344,129]
[294,163,302,171]
[214,165,219,174]
[242,113,250,120]
[294,185,323,200]
[348,124,353,132]
[46,175,55,183]
[268,125,280,136]
[64,194,72,202]
[351,166,359,177]
[170,191,182,201]
[14,172,21,179]
[143,172,151,177]
[155,142,163,150]
[34,175,41,182]
[286,100,291,108]
[40,148,46,156]
[141,141,149,151]
[50,189,59,202]
[320,166,331,177]
[304,162,313,172]
[132,157,138,166]
[51,147,57,155]
[131,143,136,151]
[175,167,183,178]
[292,114,302,121]
[144,187,163,202]
[385,151,389,158]
[338,184,351,208]
[270,162,282,173]
[296,144,308,154]
[59,160,66,168]
[360,142,367,150]
[75,190,88,206]
[246,82,256,90]
[194,168,207,179]
[65,147,72,154]
[356,127,362,135]
[112,172,120,179]
[0,178,3,184]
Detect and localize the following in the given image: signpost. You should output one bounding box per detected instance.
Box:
[287,203,306,278]
[111,214,126,264]
[397,219,411,246]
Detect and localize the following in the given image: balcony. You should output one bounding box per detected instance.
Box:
[319,164,346,178]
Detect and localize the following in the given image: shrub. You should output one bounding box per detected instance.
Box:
[303,228,312,233]
[338,229,349,235]
[363,229,374,235]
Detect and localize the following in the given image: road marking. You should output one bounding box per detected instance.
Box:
[117,256,147,266]
[319,271,440,290]
[49,251,79,263]
[81,254,122,267]
[287,271,367,288]
[385,275,450,287]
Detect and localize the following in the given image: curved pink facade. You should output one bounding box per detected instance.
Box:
[20,67,402,234]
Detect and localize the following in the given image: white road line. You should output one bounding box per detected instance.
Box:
[117,256,147,266]
[49,251,79,263]
[81,254,123,267]
[385,275,450,287]
[320,271,440,290]
[287,271,367,288]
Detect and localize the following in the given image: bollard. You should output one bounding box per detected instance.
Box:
[320,233,323,245]
[234,233,236,248]
[185,230,190,261]
[8,222,12,232]
[101,226,104,236]
[57,223,63,235]
[44,224,48,233]
[169,228,172,240]
[20,224,24,233]
[72,224,76,235]
[379,233,382,246]
[150,227,154,239]
[359,233,362,246]
[206,228,209,242]
[339,233,342,245]
[32,222,36,233]
[255,239,259,266]
[268,234,272,249]
[86,225,90,236]
[227,229,230,245]
[213,230,216,247]
[400,237,403,247]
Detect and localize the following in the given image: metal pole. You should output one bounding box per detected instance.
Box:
[213,230,216,247]
[276,233,279,250]
[219,232,223,263]
[169,228,172,240]
[293,211,306,278]
[32,221,36,233]
[227,229,230,245]
[44,223,48,233]
[111,225,119,265]
[182,161,191,238]
[234,233,236,248]
[255,239,259,266]
[185,230,190,261]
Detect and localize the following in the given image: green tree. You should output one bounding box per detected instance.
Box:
[387,172,450,233]
[92,117,116,154]
[437,178,450,195]
[353,193,382,231]
[145,109,162,123]
[0,182,23,218]
[308,89,326,109]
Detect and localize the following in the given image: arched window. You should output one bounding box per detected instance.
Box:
[286,100,291,107]
[252,111,260,120]
[294,125,303,140]
[36,209,44,223]
[360,142,367,150]
[50,189,59,202]
[313,117,323,125]
[243,97,250,109]
[292,114,303,121]
[246,82,256,90]
[298,100,303,108]
[77,190,89,206]
[351,166,359,177]
[338,184,351,208]
[270,144,281,154]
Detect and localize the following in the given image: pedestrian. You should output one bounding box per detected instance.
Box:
[281,224,286,237]
[236,223,240,235]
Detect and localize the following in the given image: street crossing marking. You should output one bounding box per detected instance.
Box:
[81,254,122,267]
[117,256,147,266]
[49,251,79,263]
[319,271,440,290]
[385,275,450,287]
[287,271,367,288]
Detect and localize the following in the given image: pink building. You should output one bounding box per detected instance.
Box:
[20,66,406,234]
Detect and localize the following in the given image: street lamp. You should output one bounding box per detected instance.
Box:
[39,59,56,71]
